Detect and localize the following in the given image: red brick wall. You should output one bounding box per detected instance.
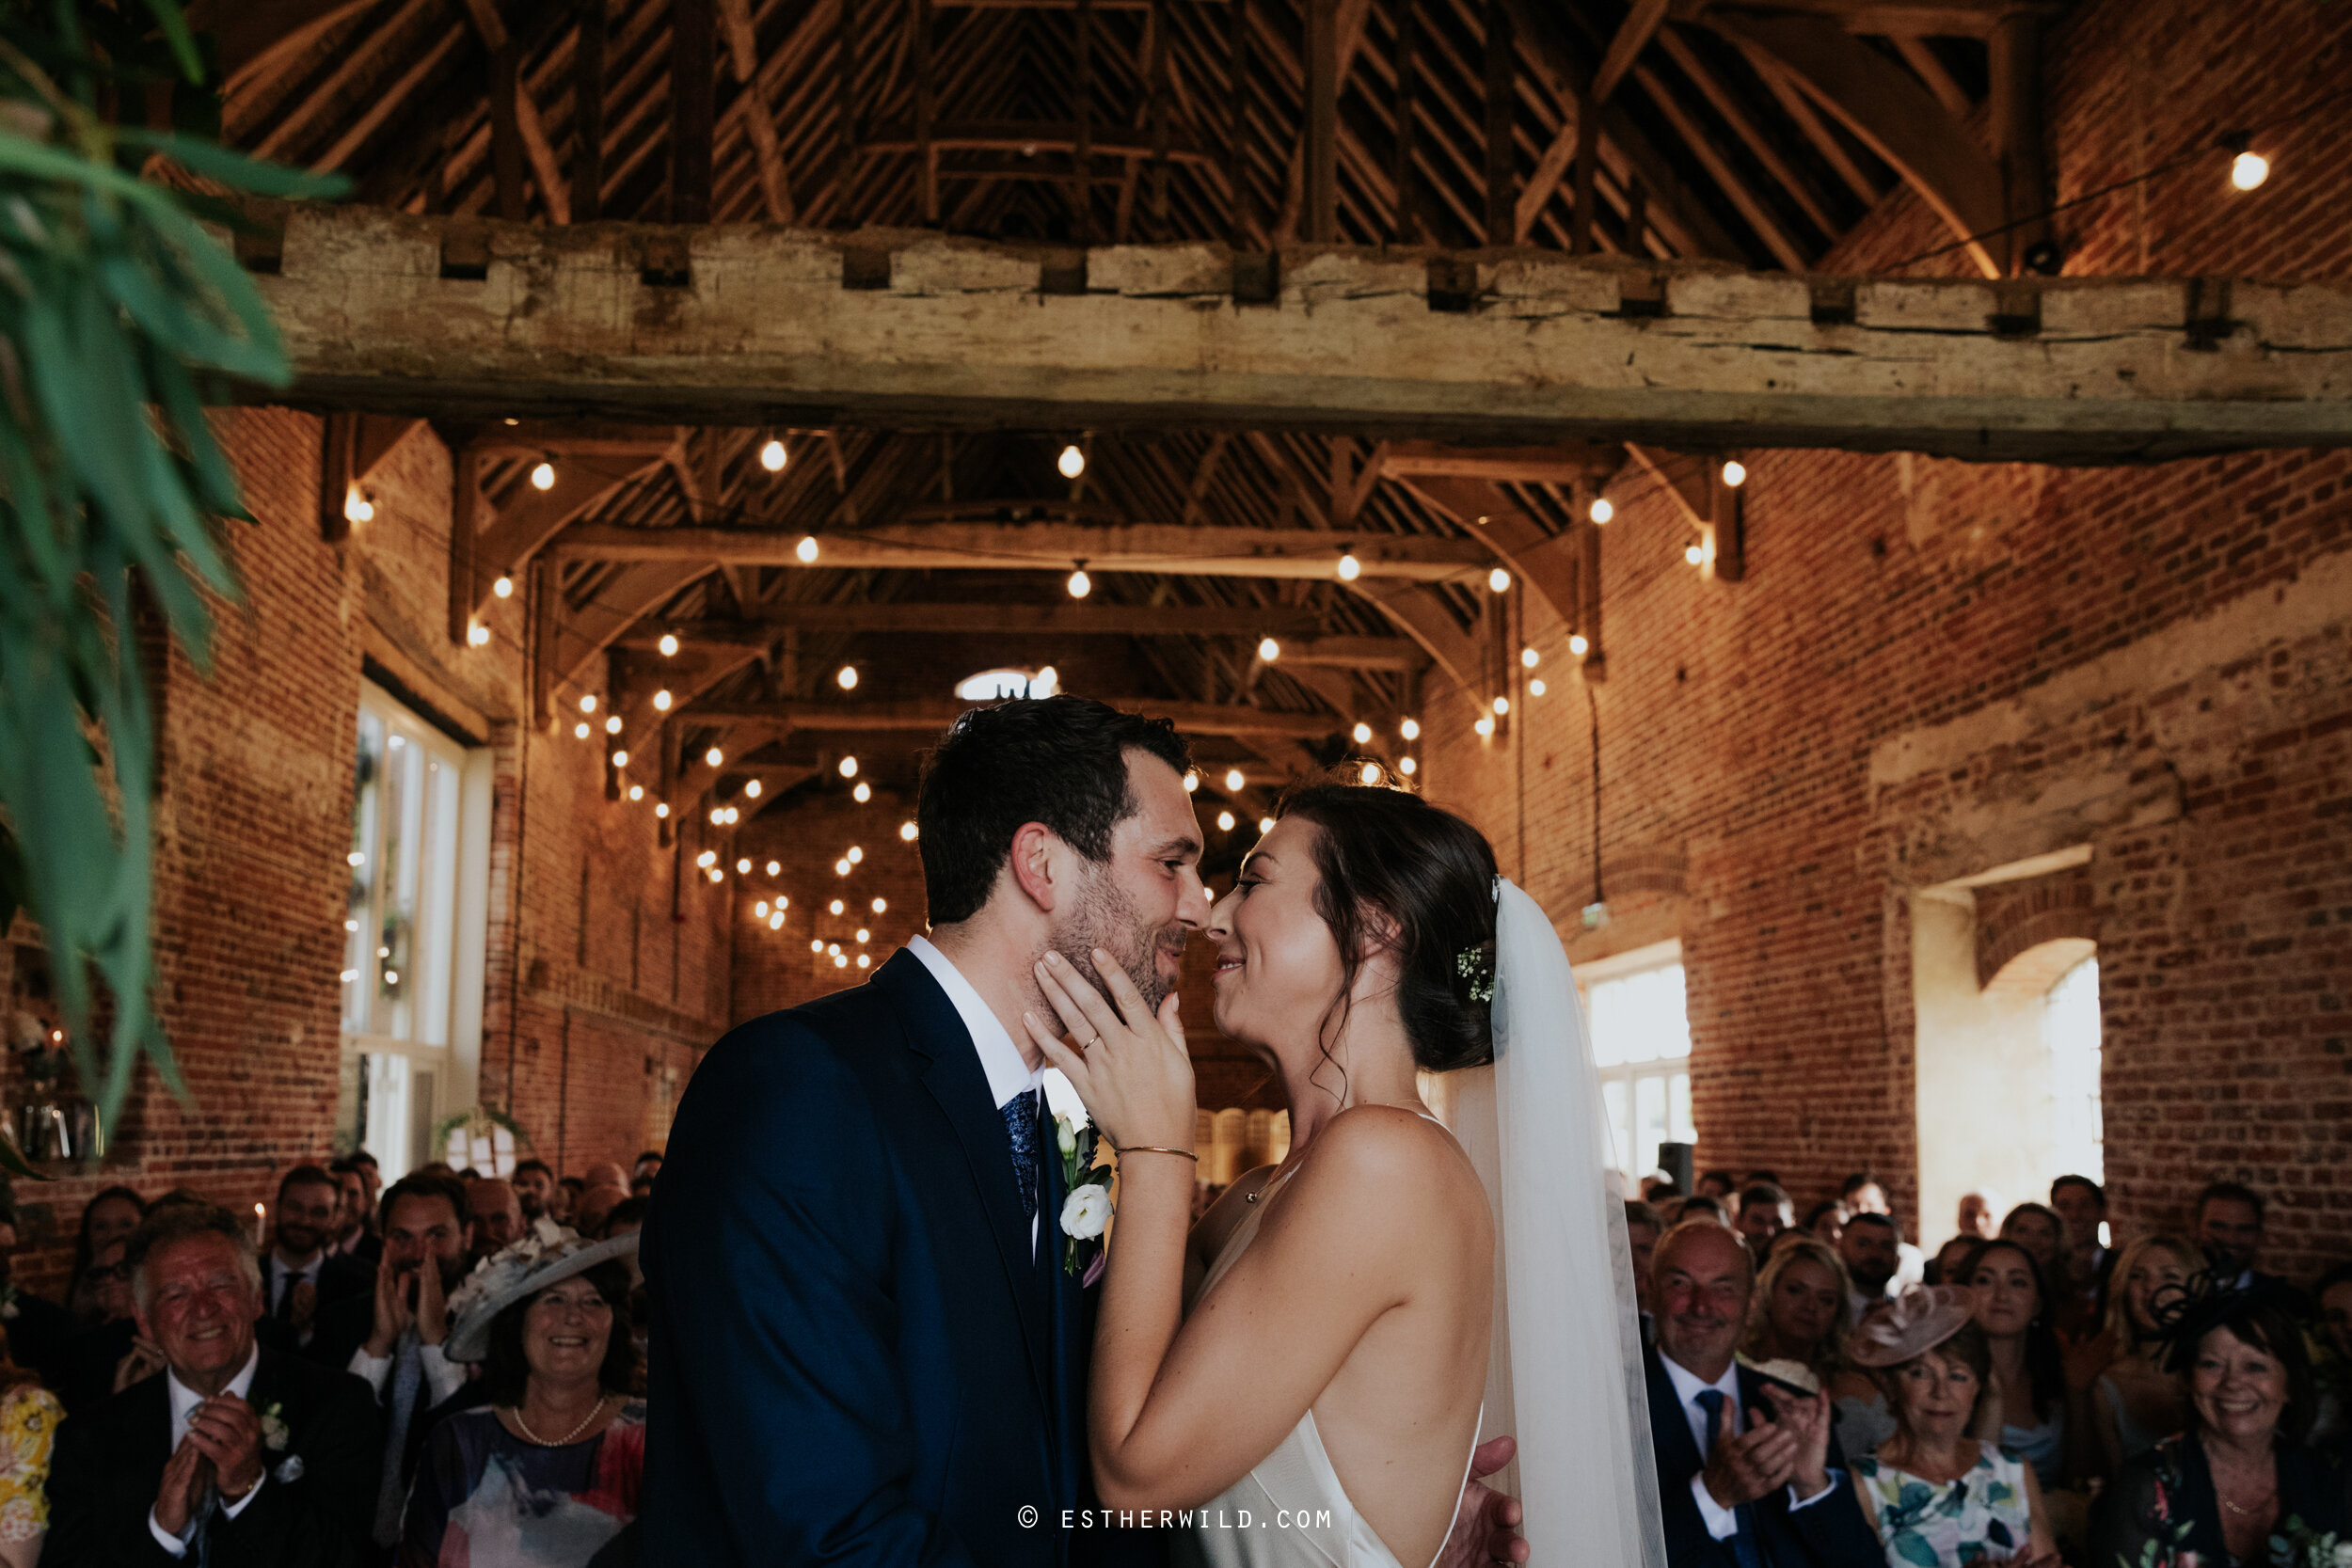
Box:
[1415,0,2352,1278]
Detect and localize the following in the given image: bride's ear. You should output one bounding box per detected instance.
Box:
[1355,904,1404,965]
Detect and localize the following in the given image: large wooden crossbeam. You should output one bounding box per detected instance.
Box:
[620,601,1331,645]
[688,698,1350,739]
[257,208,2352,464]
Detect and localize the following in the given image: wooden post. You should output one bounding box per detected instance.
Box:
[319,412,358,544]
[1708,465,1745,583]
[448,440,482,644]
[1228,0,1251,247]
[1305,0,1338,244]
[1624,171,1646,257]
[573,0,605,221]
[1991,11,2048,275]
[1484,0,1514,245]
[671,0,716,223]
[488,40,527,219]
[1391,0,1417,241]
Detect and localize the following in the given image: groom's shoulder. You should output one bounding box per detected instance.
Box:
[688,982,918,1109]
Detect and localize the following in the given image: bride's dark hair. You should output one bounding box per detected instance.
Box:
[1276,783,1500,1076]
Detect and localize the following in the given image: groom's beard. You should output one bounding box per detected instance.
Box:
[1056,867,1187,1012]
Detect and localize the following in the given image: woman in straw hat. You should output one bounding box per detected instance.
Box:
[1847,1285,2059,1568]
[397,1224,644,1568]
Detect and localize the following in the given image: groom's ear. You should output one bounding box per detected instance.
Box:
[1007,820,1065,913]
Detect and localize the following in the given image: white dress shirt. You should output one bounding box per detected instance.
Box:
[265,1251,323,1315]
[348,1332,466,1412]
[1659,1352,1839,1541]
[909,935,1046,1254]
[148,1345,267,1557]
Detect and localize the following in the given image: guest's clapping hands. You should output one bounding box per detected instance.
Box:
[1700,1397,1797,1509]
[151,1433,212,1538]
[114,1333,167,1393]
[1436,1434,1531,1566]
[1024,948,1196,1153]
[1756,1383,1833,1497]
[183,1393,265,1499]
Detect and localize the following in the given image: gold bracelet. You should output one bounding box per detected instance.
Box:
[1113,1144,1199,1163]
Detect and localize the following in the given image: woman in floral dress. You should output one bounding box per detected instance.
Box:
[1846,1287,2059,1568]
[0,1326,64,1568]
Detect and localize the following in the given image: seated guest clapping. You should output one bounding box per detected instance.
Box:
[1645,1220,1882,1568]
[399,1227,644,1568]
[1846,1287,2058,1568]
[43,1202,380,1567]
[2086,1235,2198,1481]
[2092,1280,2344,1568]
[1742,1236,1852,1391]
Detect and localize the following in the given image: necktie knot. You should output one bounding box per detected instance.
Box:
[1002,1089,1041,1220]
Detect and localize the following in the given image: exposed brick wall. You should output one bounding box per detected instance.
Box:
[1977,866,2099,992]
[1413,0,2352,1278]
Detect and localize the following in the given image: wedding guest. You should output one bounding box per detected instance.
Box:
[1958,1238,2070,1488]
[1740,1236,1851,1388]
[0,1323,64,1568]
[465,1178,526,1263]
[2092,1284,2343,1567]
[2310,1262,2352,1445]
[2048,1177,2109,1287]
[1925,1236,1975,1289]
[401,1230,644,1568]
[580,1162,627,1194]
[42,1202,380,1566]
[629,1151,662,1200]
[1737,1183,1795,1250]
[65,1185,146,1324]
[1697,1170,1738,1203]
[1629,1200,1664,1346]
[1645,1176,1686,1205]
[261,1165,374,1352]
[1847,1289,2058,1568]
[597,1197,647,1246]
[2194,1182,2282,1292]
[1804,1200,1848,1247]
[510,1159,555,1222]
[553,1177,584,1227]
[1998,1203,2065,1278]
[1843,1176,1926,1287]
[1643,1221,1880,1568]
[1953,1192,1996,1244]
[2087,1234,2198,1481]
[574,1184,628,1239]
[1840,1213,1901,1323]
[0,1195,73,1387]
[55,1237,145,1412]
[328,1157,383,1265]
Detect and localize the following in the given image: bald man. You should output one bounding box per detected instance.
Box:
[1644,1221,1879,1568]
[464,1179,524,1263]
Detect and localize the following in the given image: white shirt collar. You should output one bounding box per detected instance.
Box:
[1660,1349,1740,1411]
[167,1343,261,1442]
[908,935,1043,1111]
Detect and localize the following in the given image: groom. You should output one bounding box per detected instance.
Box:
[644,696,1525,1566]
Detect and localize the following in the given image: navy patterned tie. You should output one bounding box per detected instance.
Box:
[1695,1389,1768,1568]
[1002,1088,1041,1219]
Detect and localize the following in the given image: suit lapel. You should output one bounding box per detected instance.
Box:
[874,954,1054,1423]
[1645,1349,1708,1481]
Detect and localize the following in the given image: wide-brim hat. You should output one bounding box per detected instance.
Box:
[1848,1284,1975,1368]
[444,1220,640,1363]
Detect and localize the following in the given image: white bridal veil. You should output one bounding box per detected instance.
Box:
[1444,879,1668,1568]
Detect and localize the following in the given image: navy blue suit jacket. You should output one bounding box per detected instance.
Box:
[1645,1348,1883,1568]
[644,950,1152,1568]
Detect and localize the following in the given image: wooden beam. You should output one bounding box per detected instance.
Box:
[1708,11,2005,277]
[1483,0,1515,245]
[690,697,1353,739]
[859,122,1214,165]
[1655,25,1837,241]
[1592,0,1671,104]
[717,0,796,222]
[672,0,717,223]
[550,522,1492,581]
[624,601,1330,641]
[1893,36,1971,121]
[1632,60,1807,270]
[1348,582,1481,695]
[1393,474,1582,635]
[1378,440,1620,484]
[574,0,605,220]
[1690,0,2067,39]
[260,211,2352,464]
[1990,11,2049,276]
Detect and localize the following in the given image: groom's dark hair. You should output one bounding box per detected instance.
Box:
[917,696,1192,925]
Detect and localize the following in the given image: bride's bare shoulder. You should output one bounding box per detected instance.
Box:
[1293,1105,1486,1210]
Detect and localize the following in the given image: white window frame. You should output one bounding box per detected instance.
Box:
[1578,940,1698,1184]
[2043,955,2103,1186]
[342,680,492,1180]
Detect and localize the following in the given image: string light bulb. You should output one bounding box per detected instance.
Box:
[628,784,644,800]
[1488,567,1512,594]
[835,858,851,876]
[468,623,490,646]
[493,575,514,598]
[770,910,785,930]
[745,779,762,798]
[853,782,871,802]
[343,486,373,525]
[1721,459,1747,488]
[796,534,819,563]
[2230,150,2270,191]
[900,820,919,841]
[737,858,753,874]
[1569,633,1590,657]
[698,850,717,868]
[1492,696,1510,716]
[1359,762,1381,785]
[579,694,597,714]
[1352,722,1373,744]
[710,808,726,826]
[1337,550,1361,581]
[1258,637,1280,661]
[871,897,887,913]
[1216,810,1236,832]
[1057,443,1087,479]
[709,867,724,883]
[1520,647,1540,669]
[655,802,670,819]
[605,715,622,734]
[830,899,845,915]
[1530,678,1547,696]
[1474,717,1495,737]
[1398,756,1417,776]
[1067,564,1091,599]
[530,460,556,491]
[653,689,672,711]
[839,756,859,779]
[1259,816,1276,833]
[573,721,591,739]
[812,939,826,952]
[856,954,870,969]
[612,750,629,768]
[1588,497,1613,525]
[723,806,739,824]
[706,746,724,768]
[836,664,858,690]
[658,633,679,657]
[1224,768,1246,791]
[1400,718,1421,741]
[1184,772,1199,793]
[759,437,788,472]
[847,846,863,863]
[767,861,781,876]
[856,928,871,943]
[1685,541,1707,566]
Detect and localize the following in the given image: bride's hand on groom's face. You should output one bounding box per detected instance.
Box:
[1025,948,1197,1151]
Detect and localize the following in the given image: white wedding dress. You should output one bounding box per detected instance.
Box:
[1173,1125,1480,1568]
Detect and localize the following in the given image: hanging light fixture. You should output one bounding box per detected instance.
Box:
[1721,459,1748,488]
[1257,637,1279,661]
[493,574,515,598]
[1400,718,1421,741]
[1351,722,1372,744]
[706,746,724,767]
[1359,762,1381,785]
[1183,772,1199,793]
[853,782,872,802]
[530,459,557,491]
[767,861,781,876]
[847,846,863,863]
[1057,443,1087,480]
[836,664,859,690]
[579,694,597,714]
[1588,497,1613,525]
[745,779,762,799]
[1398,756,1417,776]
[1529,679,1547,696]
[1216,810,1236,832]
[1337,549,1361,581]
[1685,541,1707,566]
[760,437,788,472]
[467,623,490,647]
[1487,566,1512,594]
[658,633,679,657]
[899,820,919,841]
[573,721,591,740]
[839,755,859,779]
[1067,562,1092,599]
[605,715,622,734]
[1569,633,1590,657]
[612,750,629,768]
[653,689,673,711]
[1224,768,1246,791]
[871,897,887,913]
[796,534,820,563]
[1520,647,1540,669]
[2230,150,2270,190]
[655,802,670,819]
[343,486,373,525]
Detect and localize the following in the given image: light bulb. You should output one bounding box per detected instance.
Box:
[580,693,597,714]
[2231,150,2269,191]
[1057,443,1087,479]
[835,859,851,876]
[1352,722,1372,744]
[1400,718,1421,741]
[737,858,752,874]
[605,715,622,734]
[1067,567,1091,599]
[856,954,870,969]
[1520,647,1540,669]
[767,861,781,876]
[612,750,629,768]
[1184,772,1199,793]
[837,665,858,690]
[847,846,863,863]
[724,806,739,823]
[760,437,788,472]
[777,895,788,909]
[1399,755,1417,775]
[1359,762,1381,785]
[1721,459,1747,488]
[468,623,490,646]
[709,867,724,883]
[770,911,785,929]
[1474,717,1495,737]
[1569,633,1590,656]
[856,928,870,943]
[1337,551,1361,581]
[1488,566,1512,594]
[1492,696,1510,716]
[1588,497,1613,525]
[710,808,726,826]
[655,802,670,818]
[628,784,644,800]
[1686,542,1707,565]
[745,779,762,798]
[829,899,845,915]
[1259,816,1277,833]
[347,851,366,866]
[343,486,373,524]
[698,850,717,867]
[706,746,723,767]
[899,821,919,841]
[755,901,770,918]
[871,897,886,913]
[1530,678,1547,696]
[531,460,556,491]
[1216,810,1236,832]
[493,574,514,598]
[853,782,871,802]
[653,689,672,711]
[659,633,679,657]
[839,755,859,779]
[812,940,826,952]
[574,721,591,739]
[1224,768,1245,791]
[1257,637,1279,661]
[796,534,819,563]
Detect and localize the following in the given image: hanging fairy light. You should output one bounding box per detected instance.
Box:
[659,633,679,657]
[706,746,724,768]
[605,716,622,736]
[1487,567,1512,594]
[530,460,557,491]
[737,858,753,874]
[1721,460,1747,488]
[1530,679,1547,696]
[1216,810,1236,832]
[493,574,515,598]
[1359,762,1381,785]
[835,858,851,876]
[654,802,670,819]
[1398,756,1417,776]
[759,437,788,472]
[811,939,826,953]
[628,784,644,800]
[1400,718,1421,741]
[836,665,858,690]
[766,860,781,876]
[1067,563,1092,599]
[709,808,726,826]
[1257,637,1280,662]
[1685,541,1707,566]
[829,899,845,915]
[796,534,819,563]
[852,782,872,802]
[468,623,490,647]
[1351,722,1372,744]
[1337,549,1361,581]
[1492,696,1510,716]
[1520,647,1540,669]
[1569,633,1590,657]
[708,867,724,883]
[839,756,859,779]
[744,779,762,799]
[1588,497,1613,525]
[856,928,871,943]
[697,850,717,868]
[573,721,591,740]
[1057,443,1087,479]
[1224,768,1245,791]
[653,689,673,711]
[612,750,629,768]
[343,486,373,525]
[871,897,887,913]
[579,694,597,714]
[847,846,863,863]
[899,820,918,841]
[2230,150,2270,191]
[769,910,786,930]
[1183,772,1200,793]
[1258,816,1276,833]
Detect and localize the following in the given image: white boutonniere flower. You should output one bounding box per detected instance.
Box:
[1052,1108,1110,1279]
[0,1285,17,1323]
[259,1402,290,1452]
[1060,1182,1112,1241]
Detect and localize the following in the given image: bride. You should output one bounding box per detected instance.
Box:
[1025,783,1505,1568]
